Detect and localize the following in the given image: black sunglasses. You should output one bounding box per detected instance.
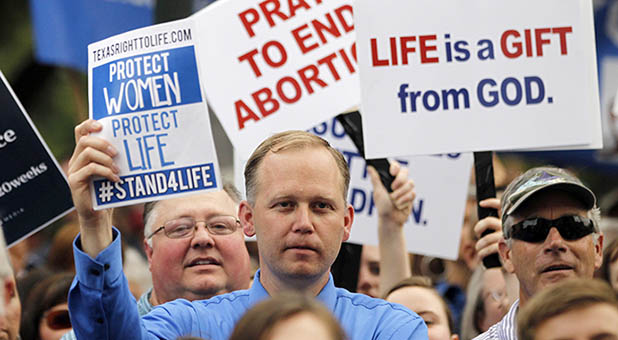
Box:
[44,309,72,330]
[509,215,595,243]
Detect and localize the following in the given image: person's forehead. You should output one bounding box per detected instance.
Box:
[153,191,237,222]
[261,146,336,169]
[390,287,445,314]
[536,303,618,339]
[361,245,380,262]
[257,147,343,192]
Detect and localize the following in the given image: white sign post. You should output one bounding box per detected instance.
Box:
[356,0,602,158]
[88,19,221,209]
[193,0,360,158]
[234,117,473,260]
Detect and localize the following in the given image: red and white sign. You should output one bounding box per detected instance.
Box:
[194,0,360,158]
[355,0,602,158]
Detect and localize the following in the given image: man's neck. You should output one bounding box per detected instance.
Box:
[149,289,161,306]
[259,270,330,297]
[150,289,218,306]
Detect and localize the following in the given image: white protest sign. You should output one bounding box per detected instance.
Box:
[234,117,473,259]
[356,0,601,158]
[193,0,360,159]
[89,19,221,209]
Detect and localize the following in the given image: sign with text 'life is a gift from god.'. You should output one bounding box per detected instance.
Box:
[356,0,602,158]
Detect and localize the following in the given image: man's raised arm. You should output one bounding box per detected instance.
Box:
[67,119,145,340]
[368,161,415,297]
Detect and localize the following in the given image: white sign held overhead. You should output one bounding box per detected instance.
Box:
[88,19,221,209]
[355,0,602,158]
[194,0,360,159]
[234,117,473,260]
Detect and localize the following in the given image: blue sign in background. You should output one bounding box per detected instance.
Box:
[92,46,202,120]
[30,0,154,71]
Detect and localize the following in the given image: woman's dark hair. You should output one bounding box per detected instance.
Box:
[20,272,74,340]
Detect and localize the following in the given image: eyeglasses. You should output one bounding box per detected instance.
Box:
[146,215,240,239]
[508,215,595,243]
[44,309,71,330]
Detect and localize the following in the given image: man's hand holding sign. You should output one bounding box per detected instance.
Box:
[68,120,117,257]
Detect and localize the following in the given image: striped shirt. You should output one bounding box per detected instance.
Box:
[472,300,520,340]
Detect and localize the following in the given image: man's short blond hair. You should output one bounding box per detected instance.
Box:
[517,278,618,340]
[244,130,350,204]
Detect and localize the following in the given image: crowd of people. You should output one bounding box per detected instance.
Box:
[1,120,618,340]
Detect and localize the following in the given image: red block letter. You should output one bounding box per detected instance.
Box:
[238,49,262,77]
[419,35,439,63]
[552,26,573,55]
[371,38,389,66]
[534,27,551,56]
[235,100,261,130]
[252,88,280,118]
[501,30,522,58]
[238,8,260,38]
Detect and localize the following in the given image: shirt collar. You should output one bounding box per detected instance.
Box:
[248,270,337,309]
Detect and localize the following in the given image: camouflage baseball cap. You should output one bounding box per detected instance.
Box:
[501,167,597,236]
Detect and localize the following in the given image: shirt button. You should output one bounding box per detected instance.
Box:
[104,263,110,271]
[90,269,100,276]
[96,318,104,324]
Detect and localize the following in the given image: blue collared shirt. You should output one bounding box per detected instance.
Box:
[61,288,153,340]
[69,229,428,340]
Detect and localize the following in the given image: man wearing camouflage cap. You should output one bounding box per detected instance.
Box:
[474,166,603,340]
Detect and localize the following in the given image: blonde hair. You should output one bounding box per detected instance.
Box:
[229,292,347,340]
[244,130,350,204]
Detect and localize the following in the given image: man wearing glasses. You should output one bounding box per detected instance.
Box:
[64,120,251,339]
[473,167,604,340]
[67,128,426,340]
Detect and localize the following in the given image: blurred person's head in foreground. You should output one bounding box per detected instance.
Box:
[517,278,618,340]
[385,276,458,340]
[228,291,346,340]
[20,272,74,340]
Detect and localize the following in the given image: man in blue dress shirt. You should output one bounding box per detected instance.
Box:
[67,124,428,340]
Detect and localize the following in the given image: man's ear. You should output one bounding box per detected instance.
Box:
[342,204,354,241]
[143,239,153,270]
[4,277,16,305]
[594,232,604,270]
[239,201,256,237]
[498,239,514,273]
